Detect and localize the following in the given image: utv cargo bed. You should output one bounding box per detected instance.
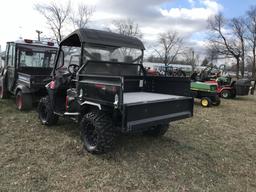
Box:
[122,92,193,132]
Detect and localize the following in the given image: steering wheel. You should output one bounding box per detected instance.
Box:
[68,64,79,75]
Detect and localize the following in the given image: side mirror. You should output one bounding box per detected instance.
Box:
[1,56,5,61]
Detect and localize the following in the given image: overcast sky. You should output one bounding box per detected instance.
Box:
[0,0,256,54]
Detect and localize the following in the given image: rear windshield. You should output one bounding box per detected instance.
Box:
[83,44,143,64]
[17,45,57,68]
[81,44,143,76]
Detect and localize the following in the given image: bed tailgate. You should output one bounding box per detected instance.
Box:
[122,92,193,132]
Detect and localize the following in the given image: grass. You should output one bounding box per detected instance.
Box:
[0,96,256,192]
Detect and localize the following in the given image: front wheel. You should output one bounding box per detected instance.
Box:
[80,111,115,154]
[16,91,32,110]
[143,124,169,136]
[201,97,212,107]
[37,96,59,126]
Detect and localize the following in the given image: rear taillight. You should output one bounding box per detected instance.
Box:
[24,39,33,43]
[95,84,117,92]
[65,96,69,111]
[49,81,55,89]
[47,42,54,46]
[95,84,106,90]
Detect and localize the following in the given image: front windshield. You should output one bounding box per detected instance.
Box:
[84,44,143,64]
[18,45,57,68]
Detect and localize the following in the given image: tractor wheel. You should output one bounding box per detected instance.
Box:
[80,111,116,154]
[212,96,221,106]
[0,84,9,99]
[230,91,236,99]
[37,96,59,126]
[16,91,32,111]
[220,90,231,99]
[143,124,169,136]
[201,97,211,107]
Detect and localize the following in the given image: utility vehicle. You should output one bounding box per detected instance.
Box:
[37,29,194,154]
[0,39,58,110]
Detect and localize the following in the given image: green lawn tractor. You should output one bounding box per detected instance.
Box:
[191,81,221,107]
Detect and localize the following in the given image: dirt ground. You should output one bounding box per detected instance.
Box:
[0,96,256,192]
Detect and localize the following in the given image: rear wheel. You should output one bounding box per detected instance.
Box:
[212,96,221,106]
[0,84,9,99]
[230,91,236,99]
[38,96,59,126]
[221,90,231,99]
[143,124,169,136]
[16,91,32,110]
[201,97,211,107]
[80,111,115,154]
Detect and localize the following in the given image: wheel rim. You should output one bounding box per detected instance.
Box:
[202,99,208,107]
[222,91,229,98]
[16,95,22,110]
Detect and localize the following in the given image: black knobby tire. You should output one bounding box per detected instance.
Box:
[220,90,231,99]
[200,97,212,107]
[37,96,59,126]
[0,84,9,99]
[80,111,115,154]
[143,124,169,137]
[230,91,236,99]
[16,91,32,111]
[212,96,221,106]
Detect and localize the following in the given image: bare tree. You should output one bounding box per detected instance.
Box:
[111,18,143,38]
[206,46,219,64]
[183,48,200,72]
[230,17,246,77]
[109,19,143,57]
[245,6,256,82]
[35,1,71,44]
[154,31,184,75]
[70,4,94,29]
[208,13,242,78]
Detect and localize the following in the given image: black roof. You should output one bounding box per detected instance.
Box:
[60,28,145,49]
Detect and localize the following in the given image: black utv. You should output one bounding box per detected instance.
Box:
[0,39,58,110]
[37,29,194,154]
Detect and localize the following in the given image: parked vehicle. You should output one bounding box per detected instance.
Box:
[204,79,236,99]
[0,39,58,110]
[191,81,221,107]
[193,66,250,99]
[37,28,194,154]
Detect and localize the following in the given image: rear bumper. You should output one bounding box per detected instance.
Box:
[122,97,194,132]
[126,111,192,132]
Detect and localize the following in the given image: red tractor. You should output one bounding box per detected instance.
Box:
[204,79,236,99]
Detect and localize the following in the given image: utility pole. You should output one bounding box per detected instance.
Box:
[192,49,195,73]
[36,30,43,41]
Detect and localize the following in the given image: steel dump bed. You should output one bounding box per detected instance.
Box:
[78,75,194,132]
[122,91,193,132]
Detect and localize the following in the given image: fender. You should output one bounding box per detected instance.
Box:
[14,84,32,94]
[0,69,7,89]
[80,100,102,110]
